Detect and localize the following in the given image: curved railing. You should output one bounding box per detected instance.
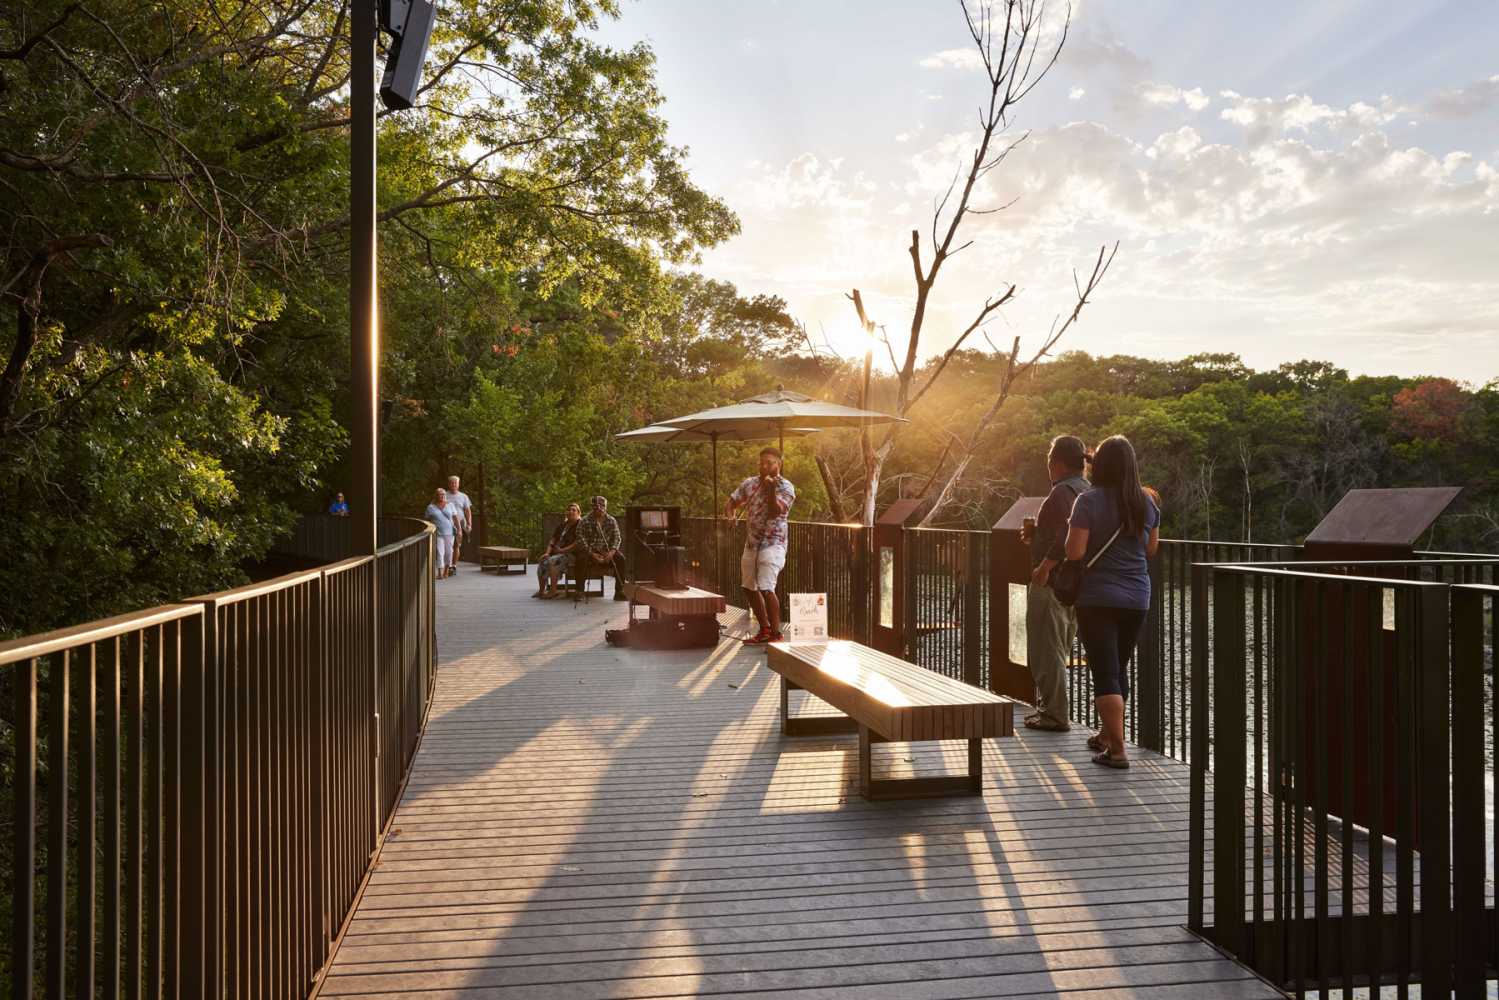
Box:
[1,516,435,998]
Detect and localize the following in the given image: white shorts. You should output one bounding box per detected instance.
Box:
[740,545,786,592]
[435,534,454,571]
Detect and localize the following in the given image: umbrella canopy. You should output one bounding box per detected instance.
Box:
[659,398,901,433]
[614,423,821,444]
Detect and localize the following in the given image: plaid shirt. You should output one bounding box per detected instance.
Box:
[577,512,621,555]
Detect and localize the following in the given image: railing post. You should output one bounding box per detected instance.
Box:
[1187,564,1210,934]
[1210,570,1247,954]
[177,611,208,997]
[1417,583,1452,998]
[1451,587,1486,998]
[963,533,983,688]
[1136,554,1164,752]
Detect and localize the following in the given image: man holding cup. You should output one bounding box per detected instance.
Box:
[726,447,795,644]
[1018,436,1090,731]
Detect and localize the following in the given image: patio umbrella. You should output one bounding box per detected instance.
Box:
[615,422,821,583]
[660,386,903,454]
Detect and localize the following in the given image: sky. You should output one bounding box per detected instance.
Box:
[594,0,1499,382]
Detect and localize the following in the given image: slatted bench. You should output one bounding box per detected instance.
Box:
[478,545,528,574]
[766,641,1016,800]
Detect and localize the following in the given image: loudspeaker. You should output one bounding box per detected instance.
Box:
[654,545,687,589]
[378,0,436,110]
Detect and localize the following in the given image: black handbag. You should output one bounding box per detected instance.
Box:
[1050,523,1123,608]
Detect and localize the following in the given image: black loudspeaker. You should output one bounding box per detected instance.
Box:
[653,545,687,589]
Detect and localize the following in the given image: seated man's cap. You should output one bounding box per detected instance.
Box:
[591,495,607,506]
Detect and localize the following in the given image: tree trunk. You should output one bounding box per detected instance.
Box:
[815,454,847,523]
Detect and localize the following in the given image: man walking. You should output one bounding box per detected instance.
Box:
[1019,435,1090,731]
[446,475,473,573]
[576,495,628,600]
[726,447,795,645]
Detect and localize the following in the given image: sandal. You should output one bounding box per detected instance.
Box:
[1024,715,1070,732]
[1085,734,1106,752]
[1092,749,1130,769]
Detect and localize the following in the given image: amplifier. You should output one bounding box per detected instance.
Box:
[653,545,687,588]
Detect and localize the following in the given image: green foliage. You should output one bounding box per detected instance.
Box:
[0,0,734,635]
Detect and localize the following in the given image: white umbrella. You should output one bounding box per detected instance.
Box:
[660,385,903,453]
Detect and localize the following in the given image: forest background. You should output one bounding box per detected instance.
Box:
[3,0,1496,639]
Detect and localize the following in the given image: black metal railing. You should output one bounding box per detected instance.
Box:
[906,528,988,686]
[1186,561,1498,997]
[3,516,435,998]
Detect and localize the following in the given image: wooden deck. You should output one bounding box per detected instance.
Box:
[317,570,1279,999]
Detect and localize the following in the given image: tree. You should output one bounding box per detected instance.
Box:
[839,0,1114,526]
[0,0,735,633]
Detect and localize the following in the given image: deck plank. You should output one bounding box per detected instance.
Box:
[317,570,1279,999]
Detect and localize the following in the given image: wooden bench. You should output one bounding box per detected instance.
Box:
[766,641,1015,800]
[478,545,528,574]
[625,583,725,647]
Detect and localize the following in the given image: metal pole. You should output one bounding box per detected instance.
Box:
[350,0,378,558]
[712,434,719,589]
[349,0,381,842]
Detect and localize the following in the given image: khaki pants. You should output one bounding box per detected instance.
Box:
[1026,582,1076,726]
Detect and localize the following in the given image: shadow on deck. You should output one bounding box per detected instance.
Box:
[317,570,1280,999]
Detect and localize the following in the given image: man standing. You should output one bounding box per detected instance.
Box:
[535,502,582,598]
[446,475,473,574]
[1019,435,1090,731]
[328,492,350,516]
[726,447,795,645]
[424,486,459,580]
[576,495,627,600]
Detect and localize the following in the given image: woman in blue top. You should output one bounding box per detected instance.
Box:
[1063,435,1160,769]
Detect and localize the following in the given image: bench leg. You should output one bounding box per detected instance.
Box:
[779,676,859,737]
[859,729,986,800]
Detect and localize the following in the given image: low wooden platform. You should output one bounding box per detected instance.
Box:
[478,545,527,573]
[631,582,727,617]
[316,571,1280,999]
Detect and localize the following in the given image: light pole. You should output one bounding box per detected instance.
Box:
[350,0,378,558]
[350,0,435,557]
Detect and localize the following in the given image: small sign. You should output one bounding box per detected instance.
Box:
[787,592,829,641]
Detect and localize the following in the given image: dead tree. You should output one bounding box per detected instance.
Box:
[841,0,1113,525]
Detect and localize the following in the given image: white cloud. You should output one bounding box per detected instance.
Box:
[1425,74,1499,118]
[1218,92,1403,144]
[1138,82,1210,111]
[918,48,984,71]
[1069,86,1086,101]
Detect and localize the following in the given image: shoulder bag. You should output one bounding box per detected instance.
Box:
[1049,522,1123,608]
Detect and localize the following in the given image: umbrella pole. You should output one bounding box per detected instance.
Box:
[712,433,720,591]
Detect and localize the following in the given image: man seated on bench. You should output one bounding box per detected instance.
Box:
[576,495,628,601]
[534,502,582,599]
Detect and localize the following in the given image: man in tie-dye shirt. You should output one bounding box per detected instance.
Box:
[725,447,795,644]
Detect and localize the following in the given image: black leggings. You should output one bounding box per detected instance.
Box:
[1077,605,1147,700]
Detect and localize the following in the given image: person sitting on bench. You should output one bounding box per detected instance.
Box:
[576,495,628,600]
[534,502,582,599]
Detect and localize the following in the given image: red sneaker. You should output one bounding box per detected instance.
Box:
[743,627,773,645]
[766,632,786,645]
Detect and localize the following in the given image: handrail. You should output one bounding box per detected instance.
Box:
[0,603,202,666]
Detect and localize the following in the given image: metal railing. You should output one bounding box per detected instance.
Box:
[3,516,435,998]
[1185,561,1498,997]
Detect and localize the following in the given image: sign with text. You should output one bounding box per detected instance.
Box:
[787,592,829,641]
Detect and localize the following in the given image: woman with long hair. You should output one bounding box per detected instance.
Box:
[1062,435,1160,768]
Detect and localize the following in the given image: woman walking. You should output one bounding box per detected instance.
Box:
[1062,435,1160,769]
